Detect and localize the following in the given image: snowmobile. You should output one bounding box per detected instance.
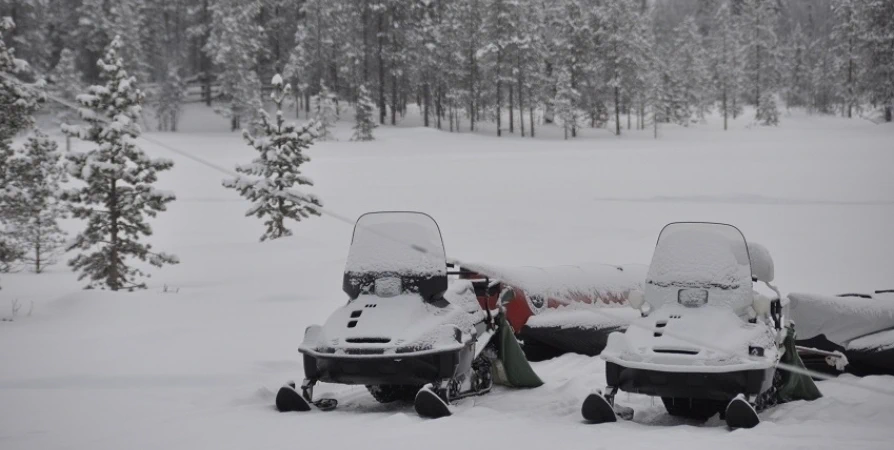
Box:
[582,222,821,429]
[275,211,542,418]
[458,262,648,361]
[790,290,894,376]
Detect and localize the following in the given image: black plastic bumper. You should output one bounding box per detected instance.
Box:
[303,350,462,386]
[519,324,623,362]
[606,361,775,401]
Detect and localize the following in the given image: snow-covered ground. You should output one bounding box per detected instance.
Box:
[2,107,893,449]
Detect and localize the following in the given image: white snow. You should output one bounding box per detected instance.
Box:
[2,106,893,449]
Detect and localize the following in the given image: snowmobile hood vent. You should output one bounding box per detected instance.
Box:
[345,337,392,344]
[652,346,701,355]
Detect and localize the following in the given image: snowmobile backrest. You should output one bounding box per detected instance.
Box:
[748,242,775,283]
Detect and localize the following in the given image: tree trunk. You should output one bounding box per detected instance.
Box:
[377,12,386,124]
[109,179,120,291]
[530,108,535,138]
[423,82,430,127]
[723,89,728,130]
[496,81,502,137]
[614,86,621,136]
[627,103,631,130]
[509,84,514,133]
[391,73,397,125]
[886,106,892,123]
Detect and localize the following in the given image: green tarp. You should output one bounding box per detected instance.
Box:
[777,324,823,403]
[493,314,544,388]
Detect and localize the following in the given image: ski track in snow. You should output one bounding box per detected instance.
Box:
[2,107,893,449]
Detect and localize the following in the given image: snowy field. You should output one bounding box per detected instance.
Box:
[2,107,893,449]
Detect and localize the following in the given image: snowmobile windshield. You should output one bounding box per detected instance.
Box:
[645,222,753,311]
[343,212,447,300]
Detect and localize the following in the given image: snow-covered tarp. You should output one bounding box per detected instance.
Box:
[789,292,894,348]
[460,262,647,308]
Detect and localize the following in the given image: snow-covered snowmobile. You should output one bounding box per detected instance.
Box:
[790,290,894,376]
[582,222,820,429]
[275,211,542,418]
[459,262,647,361]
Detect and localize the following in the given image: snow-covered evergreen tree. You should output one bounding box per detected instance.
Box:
[223,74,323,242]
[351,85,377,141]
[205,0,264,131]
[155,66,186,132]
[0,17,44,146]
[742,0,780,109]
[783,24,812,110]
[757,91,780,126]
[669,16,712,124]
[858,0,894,122]
[61,36,178,291]
[554,67,579,140]
[830,0,863,118]
[312,83,338,141]
[4,131,68,273]
[710,3,745,130]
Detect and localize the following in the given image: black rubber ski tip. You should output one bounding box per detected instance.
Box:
[725,397,760,429]
[276,385,312,412]
[414,387,451,419]
[581,393,619,423]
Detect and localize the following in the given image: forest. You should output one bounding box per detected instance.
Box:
[2,0,893,137]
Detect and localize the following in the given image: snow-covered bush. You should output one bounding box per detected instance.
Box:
[351,85,377,141]
[62,36,178,291]
[312,83,338,141]
[223,74,323,242]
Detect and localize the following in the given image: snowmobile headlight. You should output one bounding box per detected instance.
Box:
[678,289,708,307]
[374,277,402,297]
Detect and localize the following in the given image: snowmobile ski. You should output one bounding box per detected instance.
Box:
[581,392,617,423]
[414,385,452,419]
[275,382,337,412]
[275,384,311,412]
[725,395,760,429]
[581,389,633,423]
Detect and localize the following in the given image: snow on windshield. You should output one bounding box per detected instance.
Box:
[344,212,446,277]
[646,223,753,310]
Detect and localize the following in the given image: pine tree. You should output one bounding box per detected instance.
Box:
[784,24,811,110]
[830,0,863,118]
[554,67,579,140]
[50,48,83,126]
[742,0,780,109]
[756,91,779,125]
[351,85,377,141]
[0,17,44,146]
[223,74,323,242]
[155,66,186,132]
[61,36,178,291]
[668,16,712,124]
[312,82,338,141]
[205,0,264,131]
[859,0,894,122]
[711,3,745,130]
[4,131,68,273]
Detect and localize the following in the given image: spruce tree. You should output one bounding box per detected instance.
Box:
[312,83,338,141]
[223,74,323,242]
[351,85,378,141]
[5,131,68,273]
[554,68,579,140]
[757,91,780,126]
[0,17,44,146]
[62,36,178,291]
[155,66,186,132]
[205,0,264,131]
[711,3,745,130]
